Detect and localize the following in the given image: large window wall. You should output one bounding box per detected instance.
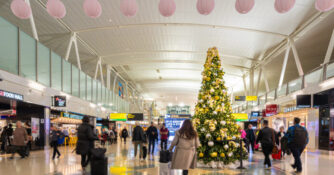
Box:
[0,17,129,113]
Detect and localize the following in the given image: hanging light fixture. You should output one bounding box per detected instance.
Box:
[315,0,334,12]
[83,0,102,18]
[159,0,176,17]
[10,0,31,19]
[120,0,138,17]
[235,0,255,14]
[46,0,66,19]
[274,0,296,14]
[196,0,215,15]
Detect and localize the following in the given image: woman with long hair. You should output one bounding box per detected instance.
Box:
[169,119,200,175]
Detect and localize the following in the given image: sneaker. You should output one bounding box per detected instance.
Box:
[295,170,302,174]
[291,164,296,169]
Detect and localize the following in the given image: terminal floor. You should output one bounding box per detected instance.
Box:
[0,141,333,175]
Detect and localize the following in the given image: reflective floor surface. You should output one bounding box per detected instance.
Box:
[0,140,334,175]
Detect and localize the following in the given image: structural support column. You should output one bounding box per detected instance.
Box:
[93,57,104,85]
[262,69,270,93]
[242,75,248,96]
[25,0,38,40]
[249,68,254,95]
[278,44,291,89]
[107,66,111,89]
[324,29,334,64]
[256,68,262,96]
[65,32,81,70]
[289,38,304,76]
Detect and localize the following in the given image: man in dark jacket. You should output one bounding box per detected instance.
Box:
[286,117,309,173]
[76,117,98,169]
[132,122,146,160]
[6,124,13,146]
[50,126,62,159]
[246,124,256,153]
[256,120,275,169]
[146,122,158,154]
[1,126,8,152]
[121,127,128,143]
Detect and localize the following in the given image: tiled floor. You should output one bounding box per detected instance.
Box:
[0,141,333,175]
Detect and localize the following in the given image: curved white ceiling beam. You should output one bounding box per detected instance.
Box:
[74,23,287,38]
[102,50,255,62]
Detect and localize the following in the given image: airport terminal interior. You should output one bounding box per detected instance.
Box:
[1,0,334,174]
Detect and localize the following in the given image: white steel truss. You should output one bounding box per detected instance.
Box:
[324,29,334,64]
[289,38,304,76]
[65,32,82,70]
[25,0,38,40]
[278,43,291,89]
[94,57,104,85]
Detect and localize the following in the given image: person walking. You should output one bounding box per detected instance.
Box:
[256,120,275,169]
[286,117,309,173]
[50,126,62,159]
[246,124,256,153]
[146,122,158,154]
[10,121,28,159]
[121,127,128,143]
[76,116,98,170]
[132,122,146,160]
[277,126,286,159]
[160,123,169,150]
[6,124,13,146]
[169,119,200,175]
[1,126,8,153]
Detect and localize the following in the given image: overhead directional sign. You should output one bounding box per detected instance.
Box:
[246,96,258,101]
[235,96,246,101]
[232,113,248,121]
[235,96,257,102]
[127,113,144,121]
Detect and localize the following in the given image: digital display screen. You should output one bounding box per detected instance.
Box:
[165,118,187,141]
[313,94,328,107]
[296,95,311,108]
[53,96,66,107]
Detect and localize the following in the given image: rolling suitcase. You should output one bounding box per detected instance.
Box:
[91,157,108,175]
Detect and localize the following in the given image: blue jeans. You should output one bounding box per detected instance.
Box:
[290,146,305,172]
[148,139,155,154]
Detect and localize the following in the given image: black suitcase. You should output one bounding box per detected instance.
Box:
[159,150,172,163]
[91,157,108,175]
[142,146,147,159]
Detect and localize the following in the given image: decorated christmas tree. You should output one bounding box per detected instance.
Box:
[193,47,248,166]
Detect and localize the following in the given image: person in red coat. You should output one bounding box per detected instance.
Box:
[160,123,169,150]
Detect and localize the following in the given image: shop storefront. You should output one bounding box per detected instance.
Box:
[0,90,46,150]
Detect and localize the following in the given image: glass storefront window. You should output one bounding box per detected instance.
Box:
[62,60,71,94]
[102,86,106,105]
[72,65,79,97]
[327,62,334,79]
[267,90,275,102]
[0,17,18,74]
[37,43,50,86]
[20,31,36,80]
[87,76,92,102]
[80,71,86,100]
[97,81,101,104]
[51,52,62,91]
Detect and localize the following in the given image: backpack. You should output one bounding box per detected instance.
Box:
[122,130,128,137]
[291,126,307,147]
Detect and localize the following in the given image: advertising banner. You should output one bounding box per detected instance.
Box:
[53,96,66,107]
[265,104,278,116]
[165,118,187,141]
[31,118,40,139]
[127,113,144,121]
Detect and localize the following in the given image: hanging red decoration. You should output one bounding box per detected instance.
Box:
[274,0,295,14]
[83,0,102,18]
[120,0,138,17]
[10,0,31,19]
[315,0,334,12]
[159,0,176,17]
[235,0,255,14]
[197,0,215,15]
[46,0,66,19]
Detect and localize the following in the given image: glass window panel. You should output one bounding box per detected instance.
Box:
[72,65,79,97]
[80,71,86,100]
[97,82,101,104]
[288,78,302,94]
[87,76,92,102]
[305,68,323,87]
[37,43,50,86]
[92,79,97,103]
[51,52,62,91]
[102,86,105,105]
[62,60,71,94]
[0,17,18,74]
[20,31,36,80]
[327,62,334,79]
[277,84,287,98]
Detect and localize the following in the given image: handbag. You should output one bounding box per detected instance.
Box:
[271,129,278,154]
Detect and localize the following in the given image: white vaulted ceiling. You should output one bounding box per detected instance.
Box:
[1,0,334,110]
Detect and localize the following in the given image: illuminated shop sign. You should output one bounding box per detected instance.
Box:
[61,112,84,120]
[0,89,23,101]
